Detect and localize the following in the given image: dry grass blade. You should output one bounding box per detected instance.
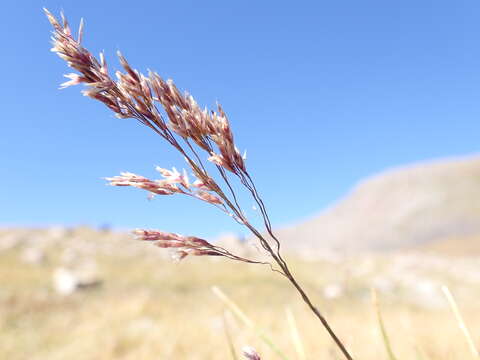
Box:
[371,288,399,360]
[414,345,430,360]
[285,307,306,360]
[223,311,240,360]
[441,285,479,358]
[212,286,290,360]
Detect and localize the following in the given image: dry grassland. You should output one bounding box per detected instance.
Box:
[1,228,479,359]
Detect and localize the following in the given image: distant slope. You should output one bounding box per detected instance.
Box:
[417,234,480,256]
[275,155,480,253]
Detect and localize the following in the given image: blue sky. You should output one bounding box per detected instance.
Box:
[1,1,479,238]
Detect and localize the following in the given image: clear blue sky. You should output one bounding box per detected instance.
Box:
[1,1,479,239]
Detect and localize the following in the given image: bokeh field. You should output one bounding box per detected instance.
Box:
[1,227,480,359]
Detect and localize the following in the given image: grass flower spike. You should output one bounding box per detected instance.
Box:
[45,9,354,360]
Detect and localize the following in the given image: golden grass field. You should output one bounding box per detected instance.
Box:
[1,227,480,360]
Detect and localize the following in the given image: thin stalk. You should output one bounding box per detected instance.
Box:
[371,288,398,360]
[238,174,353,360]
[240,216,353,359]
[281,263,354,360]
[213,286,290,360]
[285,307,306,360]
[442,285,479,358]
[222,312,239,360]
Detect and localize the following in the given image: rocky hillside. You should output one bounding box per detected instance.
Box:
[275,155,480,253]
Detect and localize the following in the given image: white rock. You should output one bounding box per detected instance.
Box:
[323,283,344,299]
[53,267,78,295]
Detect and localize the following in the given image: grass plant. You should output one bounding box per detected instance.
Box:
[45,8,352,359]
[41,9,480,360]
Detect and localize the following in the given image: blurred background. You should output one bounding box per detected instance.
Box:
[1,1,480,359]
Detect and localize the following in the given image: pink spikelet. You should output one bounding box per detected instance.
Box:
[195,191,223,205]
[242,347,262,360]
[133,229,221,260]
[105,172,177,196]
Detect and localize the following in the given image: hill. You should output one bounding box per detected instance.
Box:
[274,155,480,253]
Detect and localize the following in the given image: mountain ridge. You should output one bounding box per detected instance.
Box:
[273,154,480,253]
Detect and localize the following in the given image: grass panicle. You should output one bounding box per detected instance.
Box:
[45,8,353,359]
